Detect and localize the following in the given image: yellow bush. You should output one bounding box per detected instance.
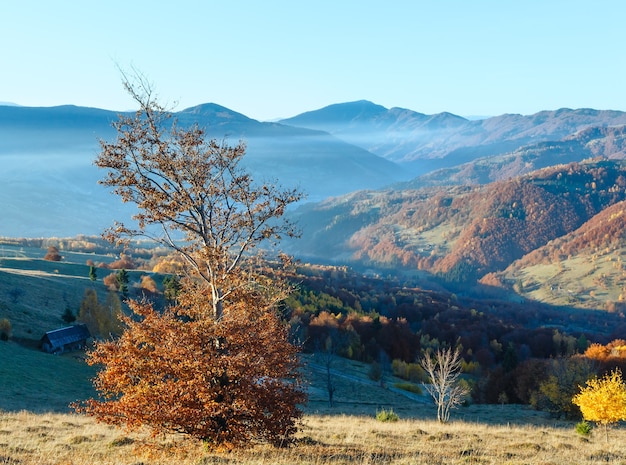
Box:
[572,369,626,441]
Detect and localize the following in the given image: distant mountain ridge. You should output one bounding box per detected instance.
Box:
[4,99,626,240]
[0,103,403,237]
[397,123,626,188]
[280,101,626,175]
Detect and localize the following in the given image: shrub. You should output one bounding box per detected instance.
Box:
[44,245,62,261]
[0,318,12,341]
[391,359,428,382]
[109,436,135,447]
[103,272,119,291]
[62,307,76,324]
[376,408,399,422]
[572,368,626,442]
[368,361,382,382]
[576,420,592,436]
[394,382,422,394]
[139,275,158,294]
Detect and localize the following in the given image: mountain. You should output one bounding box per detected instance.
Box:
[492,199,626,311]
[6,99,626,241]
[283,159,626,290]
[0,104,403,237]
[281,102,626,176]
[280,101,468,169]
[399,124,626,188]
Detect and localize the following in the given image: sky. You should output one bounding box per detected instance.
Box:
[2,0,625,121]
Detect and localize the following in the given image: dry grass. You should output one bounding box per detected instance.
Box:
[507,249,626,311]
[1,409,625,465]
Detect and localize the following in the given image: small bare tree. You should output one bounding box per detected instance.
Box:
[421,347,469,423]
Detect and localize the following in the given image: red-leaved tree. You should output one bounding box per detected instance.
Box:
[73,71,306,448]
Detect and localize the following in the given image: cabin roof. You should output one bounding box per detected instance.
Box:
[42,324,90,347]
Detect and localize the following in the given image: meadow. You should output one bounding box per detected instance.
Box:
[1,408,625,465]
[4,337,622,465]
[2,242,626,464]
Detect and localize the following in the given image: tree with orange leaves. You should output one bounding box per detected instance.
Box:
[77,281,304,446]
[73,72,305,448]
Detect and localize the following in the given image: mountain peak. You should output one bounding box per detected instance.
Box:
[281,100,388,126]
[179,103,253,122]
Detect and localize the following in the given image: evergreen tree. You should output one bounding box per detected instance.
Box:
[163,275,181,304]
[62,306,76,324]
[116,269,129,297]
[89,265,98,282]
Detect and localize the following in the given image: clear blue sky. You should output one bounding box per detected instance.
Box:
[2,0,624,121]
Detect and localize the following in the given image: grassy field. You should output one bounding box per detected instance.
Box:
[2,244,626,464]
[3,338,621,465]
[0,245,155,340]
[1,409,624,465]
[505,246,626,311]
[0,341,97,413]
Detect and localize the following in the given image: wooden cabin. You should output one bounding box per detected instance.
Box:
[40,324,90,354]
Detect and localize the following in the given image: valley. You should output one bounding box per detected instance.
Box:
[3,99,626,462]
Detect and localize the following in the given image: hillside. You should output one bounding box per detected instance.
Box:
[285,160,626,288]
[401,124,626,187]
[0,238,167,340]
[491,200,626,310]
[4,238,626,429]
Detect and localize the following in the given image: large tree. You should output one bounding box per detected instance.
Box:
[95,74,302,320]
[74,73,306,447]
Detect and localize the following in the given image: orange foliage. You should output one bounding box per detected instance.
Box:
[152,257,184,274]
[342,161,626,278]
[103,272,119,291]
[43,246,62,261]
[584,343,610,361]
[310,311,340,329]
[139,275,159,294]
[584,339,626,362]
[105,253,137,270]
[74,286,305,447]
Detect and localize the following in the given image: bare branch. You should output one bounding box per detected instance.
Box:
[421,347,469,423]
[95,72,304,320]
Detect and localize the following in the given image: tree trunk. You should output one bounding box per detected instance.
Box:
[212,286,223,320]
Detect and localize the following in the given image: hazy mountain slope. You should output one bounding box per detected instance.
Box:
[280,100,470,166]
[402,140,587,187]
[569,124,626,158]
[0,104,403,237]
[281,102,626,175]
[285,160,626,284]
[397,124,626,188]
[0,105,118,153]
